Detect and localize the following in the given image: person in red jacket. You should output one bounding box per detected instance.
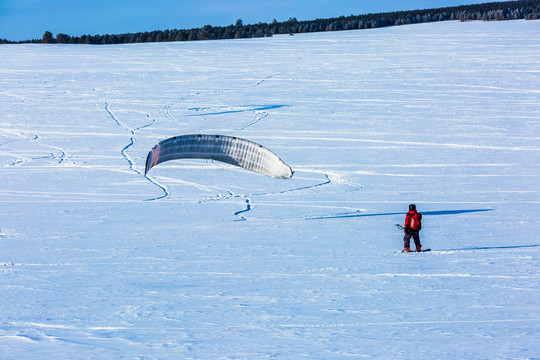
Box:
[403,204,422,252]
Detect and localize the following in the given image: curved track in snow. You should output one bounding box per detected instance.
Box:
[103,102,169,201]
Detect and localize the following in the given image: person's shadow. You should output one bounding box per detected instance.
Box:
[307,208,493,220]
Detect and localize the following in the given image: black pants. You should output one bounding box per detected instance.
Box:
[404,231,421,249]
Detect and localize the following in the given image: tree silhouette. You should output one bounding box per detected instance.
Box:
[3,1,538,45]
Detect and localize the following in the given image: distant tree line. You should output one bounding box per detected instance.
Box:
[1,0,539,45]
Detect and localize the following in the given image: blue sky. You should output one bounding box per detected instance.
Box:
[1,0,501,41]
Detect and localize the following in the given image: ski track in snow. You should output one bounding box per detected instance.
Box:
[233,196,252,220]
[162,93,200,127]
[0,128,66,168]
[99,95,170,201]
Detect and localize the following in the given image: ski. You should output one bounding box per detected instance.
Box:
[401,248,431,253]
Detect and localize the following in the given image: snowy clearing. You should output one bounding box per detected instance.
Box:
[0,20,539,359]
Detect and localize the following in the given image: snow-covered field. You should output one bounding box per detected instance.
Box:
[1,20,539,359]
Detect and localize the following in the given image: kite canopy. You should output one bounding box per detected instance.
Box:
[145,134,293,179]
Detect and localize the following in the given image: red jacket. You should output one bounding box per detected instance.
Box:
[404,210,422,231]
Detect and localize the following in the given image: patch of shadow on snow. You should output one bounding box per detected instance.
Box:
[186,105,287,117]
[440,244,540,252]
[307,209,493,220]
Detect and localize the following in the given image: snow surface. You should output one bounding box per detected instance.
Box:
[1,20,539,359]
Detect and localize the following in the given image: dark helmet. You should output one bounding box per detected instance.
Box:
[409,204,416,211]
